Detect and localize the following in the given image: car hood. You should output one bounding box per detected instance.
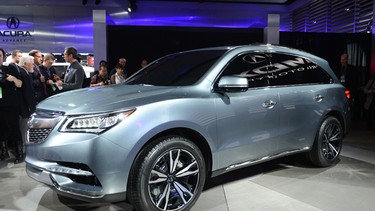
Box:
[37,84,184,115]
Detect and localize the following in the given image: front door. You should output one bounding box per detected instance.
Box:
[214,52,281,169]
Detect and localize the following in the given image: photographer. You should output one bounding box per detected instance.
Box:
[0,48,23,163]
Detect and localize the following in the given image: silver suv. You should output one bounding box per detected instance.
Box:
[26,45,350,211]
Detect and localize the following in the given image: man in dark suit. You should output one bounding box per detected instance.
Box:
[29,49,47,103]
[16,55,36,164]
[338,53,358,92]
[56,47,85,91]
[8,50,23,74]
[18,55,36,120]
[0,48,23,162]
[337,53,359,119]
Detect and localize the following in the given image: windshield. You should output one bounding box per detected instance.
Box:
[126,50,226,86]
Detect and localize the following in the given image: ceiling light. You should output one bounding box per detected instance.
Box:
[128,0,137,12]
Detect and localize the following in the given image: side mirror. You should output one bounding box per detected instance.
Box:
[217,76,248,93]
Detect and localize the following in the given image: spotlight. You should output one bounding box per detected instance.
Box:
[128,0,137,12]
[82,0,88,5]
[366,21,372,33]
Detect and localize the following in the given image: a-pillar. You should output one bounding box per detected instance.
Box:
[264,14,280,45]
[93,10,107,71]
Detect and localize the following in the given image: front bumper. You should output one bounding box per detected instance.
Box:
[26,158,103,197]
[25,136,129,202]
[25,111,132,203]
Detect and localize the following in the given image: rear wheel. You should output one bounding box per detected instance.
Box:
[307,116,343,167]
[128,136,206,211]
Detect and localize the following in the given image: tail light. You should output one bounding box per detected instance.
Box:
[344,89,351,99]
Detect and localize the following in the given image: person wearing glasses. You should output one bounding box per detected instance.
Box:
[56,47,85,91]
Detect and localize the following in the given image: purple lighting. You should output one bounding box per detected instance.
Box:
[106,1,284,29]
[110,15,267,29]
[54,22,93,29]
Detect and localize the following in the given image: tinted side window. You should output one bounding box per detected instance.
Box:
[221,53,270,88]
[126,50,225,86]
[268,53,332,86]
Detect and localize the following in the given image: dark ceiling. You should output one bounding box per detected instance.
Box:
[154,0,296,4]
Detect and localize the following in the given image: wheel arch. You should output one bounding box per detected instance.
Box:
[130,127,213,180]
[325,110,347,133]
[306,110,345,167]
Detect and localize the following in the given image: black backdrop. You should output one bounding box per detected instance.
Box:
[280,32,372,85]
[107,26,372,84]
[107,26,264,75]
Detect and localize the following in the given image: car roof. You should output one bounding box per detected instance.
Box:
[192,44,314,56]
[185,44,328,65]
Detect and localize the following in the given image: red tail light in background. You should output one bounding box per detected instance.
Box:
[344,89,351,99]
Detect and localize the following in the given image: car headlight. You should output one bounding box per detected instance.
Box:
[60,109,136,133]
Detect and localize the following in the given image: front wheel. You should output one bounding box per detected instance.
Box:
[128,136,206,211]
[307,116,344,167]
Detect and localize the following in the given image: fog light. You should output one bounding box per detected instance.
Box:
[47,166,93,176]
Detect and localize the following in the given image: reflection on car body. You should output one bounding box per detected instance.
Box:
[26,44,350,211]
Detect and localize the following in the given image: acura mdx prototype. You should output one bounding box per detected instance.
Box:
[26,44,350,211]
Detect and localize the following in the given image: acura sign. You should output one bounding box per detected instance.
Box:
[6,17,20,29]
[1,16,32,43]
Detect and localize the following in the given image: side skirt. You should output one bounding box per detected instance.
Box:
[211,147,311,177]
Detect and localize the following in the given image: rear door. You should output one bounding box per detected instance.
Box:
[268,53,333,152]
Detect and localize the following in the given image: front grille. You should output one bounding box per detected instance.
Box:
[28,128,52,143]
[26,109,65,144]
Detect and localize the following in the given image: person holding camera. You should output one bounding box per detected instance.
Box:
[0,48,23,162]
[90,63,110,87]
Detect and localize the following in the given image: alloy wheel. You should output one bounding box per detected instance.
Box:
[321,122,342,161]
[148,148,200,211]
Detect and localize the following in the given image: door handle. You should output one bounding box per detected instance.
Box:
[262,100,277,109]
[314,94,324,102]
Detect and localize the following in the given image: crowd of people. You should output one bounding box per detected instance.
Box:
[0,46,147,164]
[89,57,149,87]
[0,47,84,163]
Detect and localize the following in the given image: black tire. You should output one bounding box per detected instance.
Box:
[127,136,206,211]
[307,116,343,167]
